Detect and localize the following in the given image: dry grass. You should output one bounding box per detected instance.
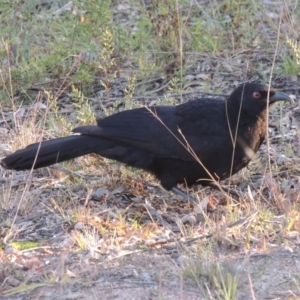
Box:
[1,0,300,299]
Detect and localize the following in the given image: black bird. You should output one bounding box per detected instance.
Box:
[1,83,290,201]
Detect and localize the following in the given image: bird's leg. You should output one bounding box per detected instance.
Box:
[209,183,240,198]
[171,187,197,203]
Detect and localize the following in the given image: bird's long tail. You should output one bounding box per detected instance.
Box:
[1,135,102,170]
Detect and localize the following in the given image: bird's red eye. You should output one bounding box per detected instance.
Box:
[253,92,261,98]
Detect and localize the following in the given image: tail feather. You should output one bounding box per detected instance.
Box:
[1,135,101,170]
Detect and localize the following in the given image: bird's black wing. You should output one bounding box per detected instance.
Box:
[73,99,231,162]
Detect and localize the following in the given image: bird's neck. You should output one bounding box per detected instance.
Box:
[227,103,269,129]
[234,108,269,153]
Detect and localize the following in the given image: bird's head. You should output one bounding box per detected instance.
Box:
[227,83,291,117]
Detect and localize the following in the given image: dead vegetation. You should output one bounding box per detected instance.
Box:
[1,0,300,299]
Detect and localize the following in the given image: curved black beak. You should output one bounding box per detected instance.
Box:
[269,91,292,103]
